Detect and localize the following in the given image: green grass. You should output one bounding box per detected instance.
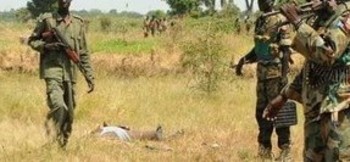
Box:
[0,39,8,51]
[91,38,158,54]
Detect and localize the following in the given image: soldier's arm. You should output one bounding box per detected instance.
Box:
[280,69,303,103]
[235,48,257,76]
[278,17,294,77]
[78,21,94,79]
[241,48,258,64]
[28,17,46,53]
[292,22,350,66]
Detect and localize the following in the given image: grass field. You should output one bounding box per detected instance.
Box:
[0,16,306,161]
[0,72,305,161]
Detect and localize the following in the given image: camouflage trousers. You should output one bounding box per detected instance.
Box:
[256,77,291,149]
[45,78,76,147]
[304,109,350,162]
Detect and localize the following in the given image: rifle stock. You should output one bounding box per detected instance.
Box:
[50,27,80,63]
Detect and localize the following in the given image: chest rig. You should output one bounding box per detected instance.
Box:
[306,2,350,88]
[254,14,282,62]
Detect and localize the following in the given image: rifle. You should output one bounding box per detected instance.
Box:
[42,27,94,93]
[280,45,293,78]
[262,0,350,18]
[262,1,314,18]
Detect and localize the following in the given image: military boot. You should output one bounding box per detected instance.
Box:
[258,144,274,161]
[275,145,292,162]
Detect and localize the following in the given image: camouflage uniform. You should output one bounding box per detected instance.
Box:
[254,13,292,156]
[149,17,158,36]
[28,11,94,146]
[143,16,150,37]
[281,2,350,161]
[237,12,293,158]
[234,18,241,34]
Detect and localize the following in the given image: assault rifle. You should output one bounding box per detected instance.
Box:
[262,1,314,18]
[42,27,94,93]
[262,0,350,18]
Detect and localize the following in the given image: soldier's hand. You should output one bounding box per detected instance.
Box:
[280,4,302,29]
[310,0,337,12]
[263,104,278,121]
[44,42,65,51]
[86,77,95,93]
[262,95,288,121]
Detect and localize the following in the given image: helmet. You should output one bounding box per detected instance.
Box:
[258,0,275,12]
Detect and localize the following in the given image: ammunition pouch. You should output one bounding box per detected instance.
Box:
[274,100,298,128]
[307,61,350,88]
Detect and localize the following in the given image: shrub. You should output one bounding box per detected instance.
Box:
[181,25,227,94]
[99,16,112,32]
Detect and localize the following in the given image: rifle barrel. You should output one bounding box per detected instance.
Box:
[262,2,314,18]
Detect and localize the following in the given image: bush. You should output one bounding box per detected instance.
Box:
[181,26,227,94]
[99,16,112,32]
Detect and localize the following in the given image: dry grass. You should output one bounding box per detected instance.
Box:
[0,19,306,161]
[0,73,305,162]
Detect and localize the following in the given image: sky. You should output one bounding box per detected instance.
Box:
[0,0,257,14]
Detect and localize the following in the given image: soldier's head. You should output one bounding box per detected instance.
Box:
[258,0,274,12]
[58,0,72,14]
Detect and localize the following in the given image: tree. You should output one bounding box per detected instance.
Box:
[216,0,240,18]
[147,10,167,19]
[245,0,254,13]
[202,0,215,12]
[15,8,31,22]
[220,0,227,8]
[164,0,201,15]
[27,0,57,18]
[109,9,118,15]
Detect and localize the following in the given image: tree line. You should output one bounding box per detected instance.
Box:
[2,0,308,22]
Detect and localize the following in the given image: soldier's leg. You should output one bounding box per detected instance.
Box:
[61,81,75,146]
[338,109,350,161]
[275,127,292,161]
[45,78,69,145]
[265,78,291,148]
[276,127,291,148]
[151,28,155,36]
[303,118,326,162]
[322,109,350,162]
[256,81,273,156]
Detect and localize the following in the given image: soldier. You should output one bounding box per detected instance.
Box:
[159,17,168,33]
[234,17,241,34]
[235,0,293,161]
[143,15,150,38]
[27,0,94,147]
[149,16,158,36]
[263,1,350,161]
[244,16,253,33]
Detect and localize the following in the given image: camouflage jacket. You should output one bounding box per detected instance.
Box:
[253,13,292,80]
[28,11,93,82]
[286,3,350,116]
